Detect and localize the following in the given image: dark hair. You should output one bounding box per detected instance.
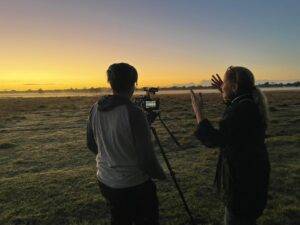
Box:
[225,66,255,93]
[107,63,138,93]
[225,66,269,128]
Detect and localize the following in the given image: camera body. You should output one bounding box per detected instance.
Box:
[134,87,160,112]
[134,87,160,124]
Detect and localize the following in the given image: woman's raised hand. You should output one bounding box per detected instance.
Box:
[190,90,205,124]
[211,74,223,93]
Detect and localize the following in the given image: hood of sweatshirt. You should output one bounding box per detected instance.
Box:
[97,95,132,111]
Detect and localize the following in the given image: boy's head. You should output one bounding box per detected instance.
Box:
[107,63,138,96]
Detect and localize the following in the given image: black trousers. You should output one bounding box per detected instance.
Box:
[98,179,159,225]
[225,207,257,225]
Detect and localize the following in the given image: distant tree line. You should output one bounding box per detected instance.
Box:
[256,81,300,88]
[158,81,300,90]
[1,81,299,94]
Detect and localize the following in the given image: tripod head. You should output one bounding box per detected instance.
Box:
[134,87,160,123]
[146,110,159,124]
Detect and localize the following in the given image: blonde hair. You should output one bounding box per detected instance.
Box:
[226,66,269,128]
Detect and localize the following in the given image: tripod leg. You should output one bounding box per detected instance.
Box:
[158,115,184,151]
[151,127,197,225]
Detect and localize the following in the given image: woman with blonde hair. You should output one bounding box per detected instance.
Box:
[191,66,270,225]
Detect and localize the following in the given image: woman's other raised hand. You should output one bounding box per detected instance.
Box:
[190,90,205,124]
[211,74,223,93]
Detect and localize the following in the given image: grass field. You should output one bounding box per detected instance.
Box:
[0,91,299,225]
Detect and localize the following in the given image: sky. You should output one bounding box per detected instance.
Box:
[0,0,299,90]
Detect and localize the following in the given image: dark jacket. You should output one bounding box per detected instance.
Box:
[195,93,270,218]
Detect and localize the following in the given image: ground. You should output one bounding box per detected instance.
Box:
[0,91,299,225]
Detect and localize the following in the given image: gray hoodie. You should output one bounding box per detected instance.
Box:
[87,95,165,188]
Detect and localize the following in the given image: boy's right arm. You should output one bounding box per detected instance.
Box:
[128,105,166,180]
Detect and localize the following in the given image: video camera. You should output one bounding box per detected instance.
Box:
[134,87,160,112]
[134,87,160,124]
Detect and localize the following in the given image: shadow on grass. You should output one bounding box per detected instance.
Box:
[0,142,17,149]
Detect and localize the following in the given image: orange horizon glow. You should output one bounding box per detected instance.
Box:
[1,62,299,91]
[1,69,299,91]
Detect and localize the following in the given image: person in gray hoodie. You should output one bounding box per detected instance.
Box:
[87,62,166,225]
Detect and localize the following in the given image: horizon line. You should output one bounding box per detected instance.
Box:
[1,80,299,92]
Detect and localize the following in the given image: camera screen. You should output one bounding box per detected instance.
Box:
[145,100,157,109]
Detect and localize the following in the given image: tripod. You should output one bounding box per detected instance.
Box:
[150,113,197,225]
